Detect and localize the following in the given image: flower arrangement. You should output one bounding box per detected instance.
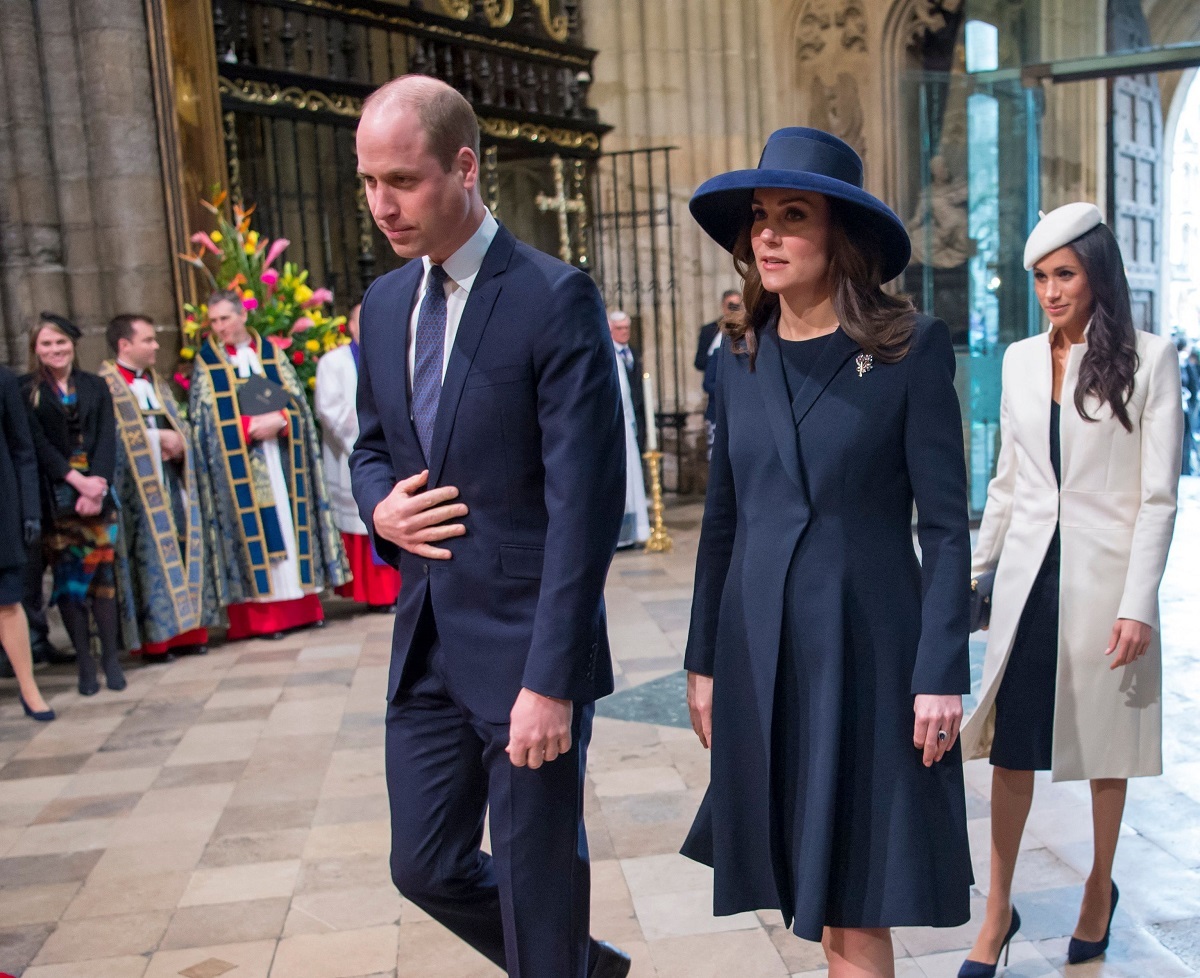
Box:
[176,190,349,403]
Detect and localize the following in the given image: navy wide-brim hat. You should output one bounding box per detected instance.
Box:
[689,127,912,284]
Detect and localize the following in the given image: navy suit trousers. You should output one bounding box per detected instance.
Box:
[385,599,595,978]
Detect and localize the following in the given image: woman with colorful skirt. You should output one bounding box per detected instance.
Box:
[21,313,125,696]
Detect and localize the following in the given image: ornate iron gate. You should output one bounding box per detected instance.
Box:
[590,148,687,491]
[209,0,608,308]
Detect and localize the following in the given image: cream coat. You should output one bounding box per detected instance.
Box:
[313,343,366,535]
[961,327,1182,781]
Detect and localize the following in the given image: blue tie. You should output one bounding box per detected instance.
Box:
[412,264,449,461]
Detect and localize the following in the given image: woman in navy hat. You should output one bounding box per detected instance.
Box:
[683,127,973,976]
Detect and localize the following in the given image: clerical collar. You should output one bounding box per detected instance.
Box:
[116,361,148,383]
[422,209,498,294]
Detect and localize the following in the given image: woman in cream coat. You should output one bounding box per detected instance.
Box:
[959,203,1181,976]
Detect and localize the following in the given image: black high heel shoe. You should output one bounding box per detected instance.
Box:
[958,907,1021,978]
[19,694,56,722]
[1067,881,1118,965]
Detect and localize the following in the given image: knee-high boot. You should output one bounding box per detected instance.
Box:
[91,596,125,691]
[59,600,99,695]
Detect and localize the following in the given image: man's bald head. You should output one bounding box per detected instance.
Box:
[361,75,480,172]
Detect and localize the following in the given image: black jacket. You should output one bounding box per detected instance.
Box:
[0,366,40,569]
[616,343,647,453]
[20,369,116,521]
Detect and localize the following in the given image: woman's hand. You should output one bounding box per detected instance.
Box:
[687,671,714,749]
[1106,618,1152,669]
[65,470,107,500]
[74,494,102,517]
[913,694,962,767]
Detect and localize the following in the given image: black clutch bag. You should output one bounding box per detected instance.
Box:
[970,570,995,632]
[237,374,292,415]
[52,481,79,521]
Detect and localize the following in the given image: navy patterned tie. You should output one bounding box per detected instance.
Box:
[412,264,449,461]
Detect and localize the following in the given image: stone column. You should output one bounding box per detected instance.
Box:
[0,0,70,367]
[72,0,177,365]
[34,0,106,355]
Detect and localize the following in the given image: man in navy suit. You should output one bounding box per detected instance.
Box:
[351,75,629,978]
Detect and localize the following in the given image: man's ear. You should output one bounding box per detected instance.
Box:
[458,147,480,191]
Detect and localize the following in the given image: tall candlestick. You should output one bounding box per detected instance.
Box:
[642,371,658,451]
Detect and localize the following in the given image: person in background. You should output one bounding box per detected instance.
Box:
[101,313,212,660]
[961,203,1182,973]
[22,313,125,696]
[0,362,55,720]
[1177,336,1198,476]
[608,310,649,548]
[189,291,348,640]
[695,289,741,458]
[315,301,401,611]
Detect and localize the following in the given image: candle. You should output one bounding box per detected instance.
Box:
[642,371,658,451]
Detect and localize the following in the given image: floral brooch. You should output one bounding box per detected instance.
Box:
[855,353,874,378]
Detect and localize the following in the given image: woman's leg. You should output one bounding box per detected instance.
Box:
[90,595,125,691]
[0,603,51,712]
[823,927,895,978]
[967,766,1035,962]
[58,599,98,694]
[1074,778,1126,941]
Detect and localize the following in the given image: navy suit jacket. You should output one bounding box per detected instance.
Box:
[350,224,626,722]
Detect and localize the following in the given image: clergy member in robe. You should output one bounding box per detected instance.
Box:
[102,314,213,659]
[190,291,348,640]
[314,302,400,610]
[608,311,649,549]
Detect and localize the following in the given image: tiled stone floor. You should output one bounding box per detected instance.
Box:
[2,482,1199,977]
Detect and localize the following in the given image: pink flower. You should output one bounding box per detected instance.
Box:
[173,372,191,391]
[242,296,259,311]
[190,231,221,255]
[267,334,293,350]
[303,287,333,309]
[260,268,279,288]
[292,316,314,333]
[262,238,290,268]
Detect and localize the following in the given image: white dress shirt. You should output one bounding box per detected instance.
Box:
[407,209,500,385]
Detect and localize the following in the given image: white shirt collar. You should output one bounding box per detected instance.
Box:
[423,209,499,293]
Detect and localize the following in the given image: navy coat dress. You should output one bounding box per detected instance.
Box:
[682,314,974,940]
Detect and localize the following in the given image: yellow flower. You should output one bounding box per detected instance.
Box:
[305,339,320,353]
[210,231,223,243]
[295,285,314,305]
[242,289,255,301]
[339,335,351,346]
[183,320,198,337]
[244,241,255,255]
[179,347,195,361]
[322,335,336,353]
[307,376,317,389]
[246,230,259,248]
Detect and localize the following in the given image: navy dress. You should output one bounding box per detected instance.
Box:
[990,401,1061,771]
[682,316,973,940]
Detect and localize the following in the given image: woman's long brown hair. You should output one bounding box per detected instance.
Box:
[723,196,916,367]
[27,321,78,409]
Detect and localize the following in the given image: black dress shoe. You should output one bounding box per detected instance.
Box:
[588,940,631,978]
[175,644,208,656]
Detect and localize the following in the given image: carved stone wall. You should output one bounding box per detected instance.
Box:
[0,0,175,369]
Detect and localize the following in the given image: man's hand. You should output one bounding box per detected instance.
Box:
[246,412,287,442]
[507,688,573,769]
[372,470,467,559]
[159,429,186,460]
[1106,618,1152,669]
[687,671,713,749]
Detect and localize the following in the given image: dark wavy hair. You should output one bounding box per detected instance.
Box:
[1060,223,1138,432]
[723,195,916,368]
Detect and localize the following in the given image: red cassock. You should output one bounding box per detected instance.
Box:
[335,532,401,606]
